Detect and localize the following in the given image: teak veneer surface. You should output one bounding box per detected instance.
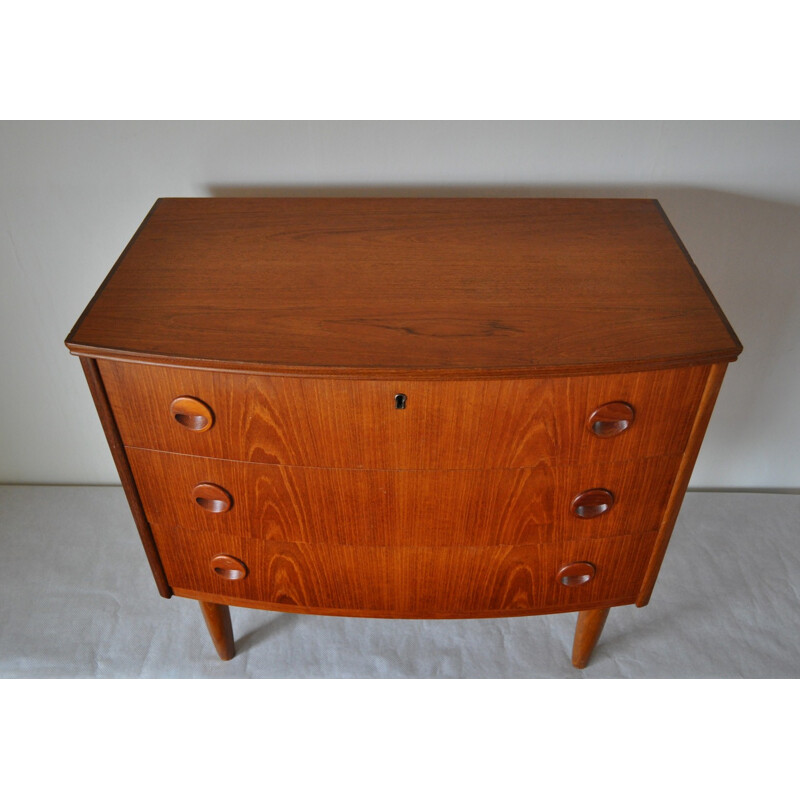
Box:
[99,359,709,470]
[66,198,741,376]
[153,526,658,617]
[126,447,679,547]
[64,198,742,667]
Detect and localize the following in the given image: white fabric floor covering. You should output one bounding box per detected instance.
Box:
[1,486,797,678]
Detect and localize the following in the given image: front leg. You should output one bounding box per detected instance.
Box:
[199,601,236,660]
[572,607,610,668]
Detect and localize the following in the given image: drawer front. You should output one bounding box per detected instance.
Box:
[128,448,680,546]
[100,359,709,469]
[153,526,658,617]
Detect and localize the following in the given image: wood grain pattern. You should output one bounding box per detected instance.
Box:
[65,199,741,666]
[126,447,680,547]
[100,359,709,470]
[79,357,172,598]
[65,198,741,376]
[152,526,658,617]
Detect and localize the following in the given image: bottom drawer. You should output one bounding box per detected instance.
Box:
[154,526,658,618]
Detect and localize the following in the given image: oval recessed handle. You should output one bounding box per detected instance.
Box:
[571,488,614,519]
[170,396,214,432]
[588,401,635,438]
[192,483,232,513]
[557,562,596,587]
[210,554,248,581]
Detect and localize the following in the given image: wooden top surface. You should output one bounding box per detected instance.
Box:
[66,198,741,377]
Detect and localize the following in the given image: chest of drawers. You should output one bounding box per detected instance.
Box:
[65,198,741,669]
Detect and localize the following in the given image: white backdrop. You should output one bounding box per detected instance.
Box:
[1,121,797,488]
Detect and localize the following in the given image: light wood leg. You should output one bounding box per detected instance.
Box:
[199,601,235,660]
[572,607,610,669]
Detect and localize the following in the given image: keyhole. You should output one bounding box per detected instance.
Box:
[395,393,407,410]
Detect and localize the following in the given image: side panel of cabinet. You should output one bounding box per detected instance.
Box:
[79,357,172,597]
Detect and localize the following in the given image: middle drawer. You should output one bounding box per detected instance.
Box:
[127,448,680,547]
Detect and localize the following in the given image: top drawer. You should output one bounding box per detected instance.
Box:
[98,360,709,470]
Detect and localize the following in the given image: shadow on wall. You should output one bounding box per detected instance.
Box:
[205,184,800,491]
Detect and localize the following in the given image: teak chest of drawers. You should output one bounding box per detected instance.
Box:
[65,198,741,669]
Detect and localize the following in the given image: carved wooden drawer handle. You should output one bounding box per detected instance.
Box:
[557,562,596,587]
[571,488,614,519]
[192,483,232,513]
[211,554,248,581]
[588,401,635,438]
[170,396,214,432]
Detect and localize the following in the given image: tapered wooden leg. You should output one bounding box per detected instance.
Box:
[572,607,610,669]
[199,601,235,660]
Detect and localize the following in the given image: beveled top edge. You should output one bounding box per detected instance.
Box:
[66,343,740,380]
[65,197,743,374]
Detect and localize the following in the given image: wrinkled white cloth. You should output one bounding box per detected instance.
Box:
[1,486,797,678]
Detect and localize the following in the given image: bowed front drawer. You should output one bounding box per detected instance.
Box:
[98,359,709,470]
[150,526,660,618]
[65,197,741,669]
[125,447,680,547]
